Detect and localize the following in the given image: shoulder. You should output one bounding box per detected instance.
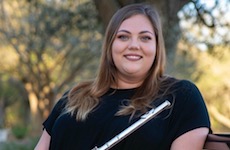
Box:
[177,79,198,89]
[169,79,201,95]
[176,79,202,96]
[160,77,199,94]
[160,78,206,109]
[168,80,211,139]
[171,79,207,111]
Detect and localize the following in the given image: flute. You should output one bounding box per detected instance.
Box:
[92,100,171,150]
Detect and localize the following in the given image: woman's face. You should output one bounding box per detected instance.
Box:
[111,14,157,88]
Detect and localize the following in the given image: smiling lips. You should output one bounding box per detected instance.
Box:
[124,54,143,61]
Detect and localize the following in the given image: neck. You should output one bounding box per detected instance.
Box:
[112,75,144,89]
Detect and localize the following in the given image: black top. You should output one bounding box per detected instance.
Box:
[43,80,211,150]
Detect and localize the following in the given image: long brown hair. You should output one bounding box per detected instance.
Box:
[66,3,177,121]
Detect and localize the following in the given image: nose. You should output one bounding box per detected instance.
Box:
[128,39,140,50]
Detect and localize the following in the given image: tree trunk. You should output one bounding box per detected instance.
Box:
[25,83,42,132]
[24,79,60,132]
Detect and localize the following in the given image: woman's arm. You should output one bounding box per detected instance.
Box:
[171,127,209,150]
[34,129,51,150]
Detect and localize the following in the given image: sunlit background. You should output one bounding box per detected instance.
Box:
[0,0,229,149]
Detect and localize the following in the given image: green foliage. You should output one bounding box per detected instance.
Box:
[177,0,230,131]
[0,80,17,107]
[0,77,28,128]
[175,40,230,132]
[0,0,103,131]
[0,136,38,150]
[195,46,230,131]
[11,124,28,139]
[178,0,230,48]
[0,0,228,135]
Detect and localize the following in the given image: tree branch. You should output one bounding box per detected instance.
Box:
[192,0,216,28]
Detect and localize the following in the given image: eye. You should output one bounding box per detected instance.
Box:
[140,36,152,42]
[117,35,129,41]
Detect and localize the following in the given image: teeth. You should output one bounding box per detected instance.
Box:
[125,55,141,60]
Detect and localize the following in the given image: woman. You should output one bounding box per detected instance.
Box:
[35,3,211,150]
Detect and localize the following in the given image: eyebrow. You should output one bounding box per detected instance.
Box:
[117,29,154,35]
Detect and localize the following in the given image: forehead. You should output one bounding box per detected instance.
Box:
[118,14,154,32]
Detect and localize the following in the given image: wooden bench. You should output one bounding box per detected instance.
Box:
[204,133,230,150]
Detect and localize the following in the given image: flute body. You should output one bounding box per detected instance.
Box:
[92,100,171,150]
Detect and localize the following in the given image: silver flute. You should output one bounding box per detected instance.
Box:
[92,100,171,150]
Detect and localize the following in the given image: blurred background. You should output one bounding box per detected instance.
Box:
[0,0,229,149]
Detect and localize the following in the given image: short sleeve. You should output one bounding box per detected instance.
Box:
[43,91,69,135]
[171,80,211,140]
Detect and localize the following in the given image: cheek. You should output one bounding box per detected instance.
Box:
[111,42,119,64]
[144,45,157,60]
[111,40,125,61]
[112,40,124,54]
[144,47,157,70]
